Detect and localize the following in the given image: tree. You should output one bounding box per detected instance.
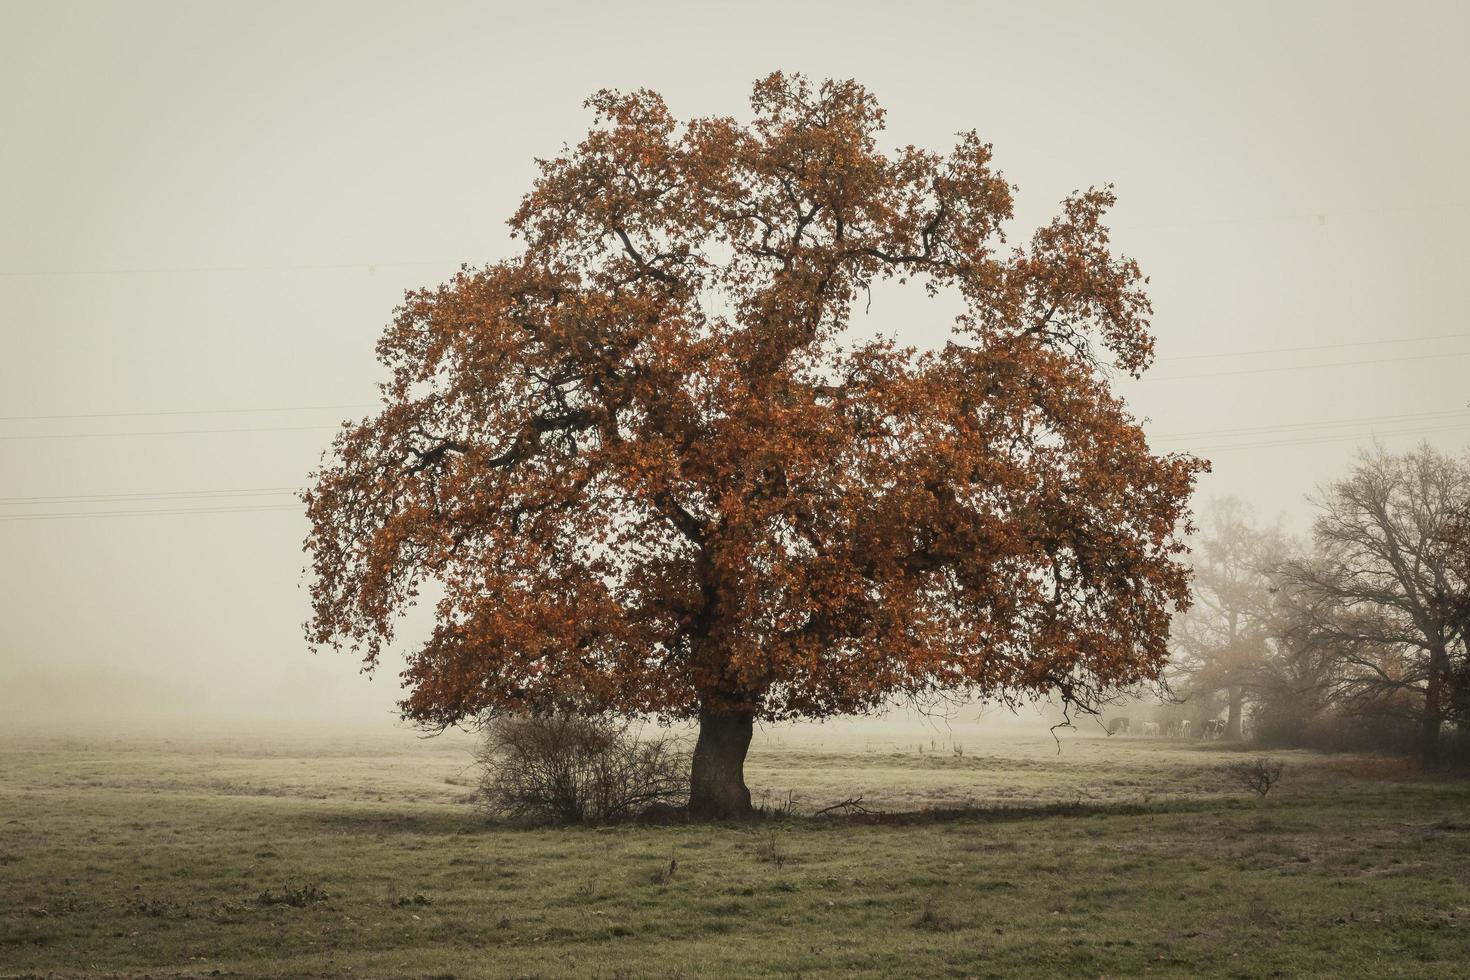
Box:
[1437,469,1470,728]
[302,74,1205,817]
[1249,554,1348,746]
[1168,499,1284,738]
[1284,445,1470,764]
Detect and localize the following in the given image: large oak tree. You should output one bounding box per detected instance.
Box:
[303,74,1205,817]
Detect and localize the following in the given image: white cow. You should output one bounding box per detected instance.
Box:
[1139,721,1160,737]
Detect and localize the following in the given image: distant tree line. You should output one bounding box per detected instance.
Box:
[1168,444,1470,765]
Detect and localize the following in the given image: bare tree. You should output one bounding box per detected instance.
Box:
[1251,557,1371,747]
[1170,498,1285,738]
[1283,445,1469,764]
[1436,472,1470,727]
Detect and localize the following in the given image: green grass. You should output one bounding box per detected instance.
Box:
[3,726,1469,978]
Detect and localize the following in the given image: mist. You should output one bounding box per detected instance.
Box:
[3,0,1467,729]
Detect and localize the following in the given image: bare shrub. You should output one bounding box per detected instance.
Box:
[256,881,329,908]
[756,789,800,818]
[912,898,963,932]
[650,853,678,886]
[1227,757,1286,798]
[475,713,689,825]
[754,829,786,869]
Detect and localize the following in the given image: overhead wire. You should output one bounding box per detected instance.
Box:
[1162,422,1470,454]
[0,423,340,441]
[1,329,1466,518]
[0,403,373,423]
[1151,408,1470,441]
[1155,330,1470,362]
[0,487,300,505]
[2,199,1465,277]
[0,504,302,521]
[1137,348,1470,382]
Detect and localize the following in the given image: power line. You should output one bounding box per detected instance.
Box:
[1169,421,1470,454]
[3,336,1464,427]
[1156,330,1470,362]
[6,425,1468,520]
[0,259,464,278]
[0,424,339,441]
[1140,348,1470,382]
[0,504,302,521]
[1152,408,1470,441]
[4,202,1466,278]
[1116,200,1470,230]
[0,487,299,505]
[3,402,1466,455]
[0,403,372,423]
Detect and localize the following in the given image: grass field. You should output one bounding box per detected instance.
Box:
[3,723,1469,978]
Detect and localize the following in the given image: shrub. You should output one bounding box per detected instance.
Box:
[1254,705,1422,755]
[756,789,799,818]
[755,829,786,869]
[475,713,689,825]
[1226,757,1286,798]
[256,882,329,907]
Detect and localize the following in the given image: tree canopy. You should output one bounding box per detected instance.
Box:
[1282,445,1470,762]
[1168,499,1286,738]
[303,73,1205,815]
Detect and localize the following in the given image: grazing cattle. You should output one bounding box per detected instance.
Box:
[1139,721,1160,737]
[1201,719,1227,739]
[1107,718,1131,736]
[1179,720,1192,737]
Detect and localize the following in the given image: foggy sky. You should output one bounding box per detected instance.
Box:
[2,0,1467,727]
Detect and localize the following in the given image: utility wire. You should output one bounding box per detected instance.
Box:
[0,504,302,521]
[0,424,339,441]
[1115,200,1470,230]
[1156,330,1470,362]
[1139,348,1470,382]
[7,417,1469,512]
[6,424,1468,519]
[0,403,373,423]
[0,259,463,278]
[2,333,1466,428]
[0,487,299,505]
[1152,408,1470,441]
[3,403,1467,459]
[4,351,1467,440]
[1165,421,1470,454]
[4,202,1465,278]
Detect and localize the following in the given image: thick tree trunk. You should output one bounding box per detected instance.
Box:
[1225,687,1244,740]
[688,704,754,819]
[1423,649,1448,766]
[1421,708,1443,767]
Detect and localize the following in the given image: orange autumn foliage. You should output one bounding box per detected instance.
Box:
[303,73,1206,732]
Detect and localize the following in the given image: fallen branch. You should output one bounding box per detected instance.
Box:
[813,795,874,817]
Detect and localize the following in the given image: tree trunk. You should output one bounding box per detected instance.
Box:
[1423,648,1448,766]
[689,704,754,819]
[1421,708,1443,767]
[1225,687,1244,740]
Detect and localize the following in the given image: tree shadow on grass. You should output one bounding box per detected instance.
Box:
[288,795,1249,837]
[803,795,1255,829]
[296,807,478,836]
